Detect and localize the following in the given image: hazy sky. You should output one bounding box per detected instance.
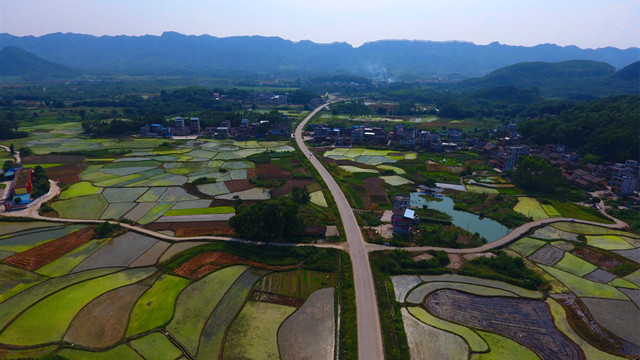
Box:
[1,0,638,49]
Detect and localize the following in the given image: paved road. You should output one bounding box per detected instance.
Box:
[295,104,385,360]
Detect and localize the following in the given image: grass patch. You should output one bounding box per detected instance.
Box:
[407,306,488,352]
[58,181,101,200]
[255,269,334,299]
[0,267,155,345]
[309,190,328,207]
[126,275,191,336]
[222,301,296,360]
[163,206,235,217]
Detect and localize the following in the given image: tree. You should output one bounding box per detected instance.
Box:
[511,156,565,194]
[18,146,33,157]
[9,144,14,155]
[2,160,13,172]
[31,165,50,198]
[291,186,310,204]
[229,198,303,242]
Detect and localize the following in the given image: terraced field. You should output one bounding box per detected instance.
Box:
[0,223,341,359]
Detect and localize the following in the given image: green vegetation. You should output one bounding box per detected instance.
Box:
[129,332,183,360]
[513,197,548,220]
[36,238,111,277]
[58,182,101,199]
[256,270,334,299]
[509,237,547,256]
[167,266,247,354]
[448,192,530,229]
[586,235,634,250]
[164,206,235,216]
[31,165,51,198]
[539,265,629,300]
[548,200,612,224]
[511,156,567,196]
[473,331,540,360]
[460,251,546,290]
[338,251,357,360]
[56,345,143,360]
[229,198,303,242]
[519,95,639,162]
[605,208,639,234]
[554,253,598,276]
[407,306,488,352]
[541,204,561,217]
[0,267,155,345]
[126,275,191,336]
[222,301,296,360]
[137,202,174,224]
[50,194,109,219]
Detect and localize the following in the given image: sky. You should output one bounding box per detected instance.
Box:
[1,0,639,49]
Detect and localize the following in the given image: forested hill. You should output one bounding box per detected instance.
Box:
[518,95,640,162]
[459,60,640,99]
[0,46,80,78]
[0,32,637,79]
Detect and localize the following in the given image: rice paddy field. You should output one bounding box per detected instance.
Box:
[0,222,341,359]
[24,134,337,235]
[392,220,640,360]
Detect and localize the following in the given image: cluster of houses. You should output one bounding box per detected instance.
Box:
[310,123,461,151]
[140,116,292,140]
[2,166,34,211]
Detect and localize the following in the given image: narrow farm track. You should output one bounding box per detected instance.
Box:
[295,104,386,360]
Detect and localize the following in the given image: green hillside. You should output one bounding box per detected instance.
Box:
[0,46,80,79]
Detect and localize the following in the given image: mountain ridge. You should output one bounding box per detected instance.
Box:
[1,32,638,79]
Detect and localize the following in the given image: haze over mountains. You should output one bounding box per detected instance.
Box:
[0,32,638,80]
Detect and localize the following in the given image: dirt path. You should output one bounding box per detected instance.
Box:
[0,145,21,165]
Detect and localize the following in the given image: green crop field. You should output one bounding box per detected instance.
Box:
[377,164,406,174]
[466,185,499,194]
[51,194,109,219]
[539,265,629,300]
[548,200,612,224]
[586,235,635,250]
[137,202,175,225]
[513,197,548,221]
[552,222,639,238]
[380,175,413,186]
[553,253,598,276]
[164,206,235,217]
[255,270,335,299]
[129,332,183,360]
[509,237,547,256]
[608,278,639,289]
[541,204,561,217]
[167,266,247,354]
[57,345,143,360]
[310,191,328,207]
[223,301,296,360]
[0,267,155,345]
[408,306,488,352]
[102,187,148,203]
[472,331,540,360]
[126,275,191,336]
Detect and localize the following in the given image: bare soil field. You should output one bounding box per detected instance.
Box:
[272,178,315,197]
[71,232,158,272]
[581,297,640,347]
[257,163,291,179]
[252,290,304,307]
[401,308,468,360]
[144,221,234,236]
[2,227,95,270]
[45,164,83,185]
[173,251,296,279]
[64,284,149,348]
[23,154,86,164]
[572,247,623,270]
[528,244,565,266]
[363,177,387,203]
[425,289,582,360]
[224,179,254,193]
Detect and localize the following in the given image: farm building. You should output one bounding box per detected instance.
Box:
[4,167,33,210]
[391,194,418,234]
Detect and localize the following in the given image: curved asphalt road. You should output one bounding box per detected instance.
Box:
[295,104,385,360]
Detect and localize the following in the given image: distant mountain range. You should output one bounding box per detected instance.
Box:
[0,32,638,79]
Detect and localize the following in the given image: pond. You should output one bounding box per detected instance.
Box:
[410,192,510,242]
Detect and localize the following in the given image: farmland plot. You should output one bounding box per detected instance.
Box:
[0,225,87,252]
[278,287,335,360]
[0,267,155,346]
[528,245,565,266]
[126,274,191,336]
[424,289,582,360]
[102,187,148,203]
[167,265,248,354]
[64,283,149,348]
[418,274,542,299]
[36,238,111,277]
[581,298,640,347]
[407,306,488,352]
[539,265,629,300]
[402,308,468,360]
[196,268,269,358]
[472,331,540,360]
[51,194,109,219]
[406,282,518,304]
[58,182,102,199]
[391,275,422,302]
[514,197,548,220]
[531,226,578,241]
[129,332,183,360]
[56,345,143,360]
[72,232,158,272]
[509,237,547,256]
[554,253,598,276]
[100,202,137,220]
[0,265,45,303]
[224,301,296,360]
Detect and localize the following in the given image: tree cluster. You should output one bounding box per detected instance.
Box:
[31,166,50,198]
[229,197,303,242]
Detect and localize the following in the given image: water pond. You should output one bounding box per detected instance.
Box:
[410,192,510,242]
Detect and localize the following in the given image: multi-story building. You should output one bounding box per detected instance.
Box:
[610,160,639,195]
